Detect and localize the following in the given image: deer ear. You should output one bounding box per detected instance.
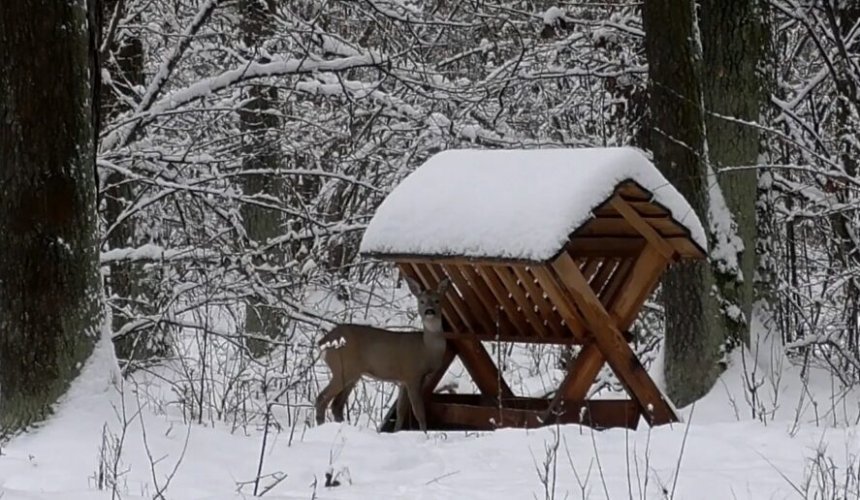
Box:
[437,277,452,295]
[404,275,423,295]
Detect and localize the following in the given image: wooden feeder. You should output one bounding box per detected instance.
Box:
[359,148,706,431]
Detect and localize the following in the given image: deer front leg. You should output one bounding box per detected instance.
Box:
[404,378,428,432]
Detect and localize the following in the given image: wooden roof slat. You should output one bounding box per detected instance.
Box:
[492,266,552,338]
[459,264,514,334]
[476,266,534,337]
[616,181,653,201]
[440,332,579,345]
[567,237,646,258]
[599,258,634,306]
[586,257,620,298]
[578,218,640,237]
[609,197,676,261]
[580,216,688,239]
[511,266,569,339]
[580,258,602,283]
[593,200,671,218]
[441,264,499,336]
[530,266,589,342]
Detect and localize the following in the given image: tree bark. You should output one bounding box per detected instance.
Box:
[0,0,101,432]
[643,0,742,406]
[239,0,286,356]
[100,0,167,365]
[698,0,764,345]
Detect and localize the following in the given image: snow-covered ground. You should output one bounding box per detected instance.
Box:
[2,331,859,500]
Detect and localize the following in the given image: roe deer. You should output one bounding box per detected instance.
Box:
[315,276,451,431]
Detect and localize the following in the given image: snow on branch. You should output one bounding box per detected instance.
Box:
[101,52,387,151]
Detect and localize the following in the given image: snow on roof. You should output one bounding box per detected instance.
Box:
[360,147,707,262]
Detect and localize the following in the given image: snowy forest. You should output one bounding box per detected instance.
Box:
[3,0,860,499]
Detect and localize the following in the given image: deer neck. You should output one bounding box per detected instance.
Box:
[421,316,446,355]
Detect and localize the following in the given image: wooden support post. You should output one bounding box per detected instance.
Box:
[551,251,677,425]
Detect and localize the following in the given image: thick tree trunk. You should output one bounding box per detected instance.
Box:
[0,0,101,432]
[643,0,723,407]
[645,0,763,406]
[698,0,764,345]
[239,0,286,357]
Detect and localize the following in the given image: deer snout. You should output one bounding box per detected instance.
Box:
[423,308,435,316]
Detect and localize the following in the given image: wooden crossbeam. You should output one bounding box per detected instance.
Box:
[609,197,676,261]
[439,332,580,345]
[426,396,640,430]
[550,251,677,425]
[551,247,666,410]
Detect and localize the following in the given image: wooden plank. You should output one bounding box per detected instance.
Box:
[492,266,552,338]
[530,265,590,342]
[440,332,580,345]
[551,252,677,425]
[616,181,653,201]
[593,200,670,218]
[426,397,640,430]
[459,264,507,331]
[379,253,542,267]
[557,343,605,402]
[580,258,602,283]
[567,237,646,258]
[578,218,640,237]
[609,246,669,327]
[586,257,619,297]
[670,235,707,259]
[511,266,569,339]
[598,258,634,305]
[441,264,498,336]
[475,265,533,337]
[609,197,676,261]
[584,214,687,238]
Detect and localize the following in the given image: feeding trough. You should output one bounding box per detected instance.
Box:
[360,147,706,431]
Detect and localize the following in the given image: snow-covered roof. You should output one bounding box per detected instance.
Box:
[360,147,707,262]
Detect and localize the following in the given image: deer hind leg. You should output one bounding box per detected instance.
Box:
[404,378,428,432]
[331,380,357,423]
[394,385,411,431]
[315,378,345,425]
